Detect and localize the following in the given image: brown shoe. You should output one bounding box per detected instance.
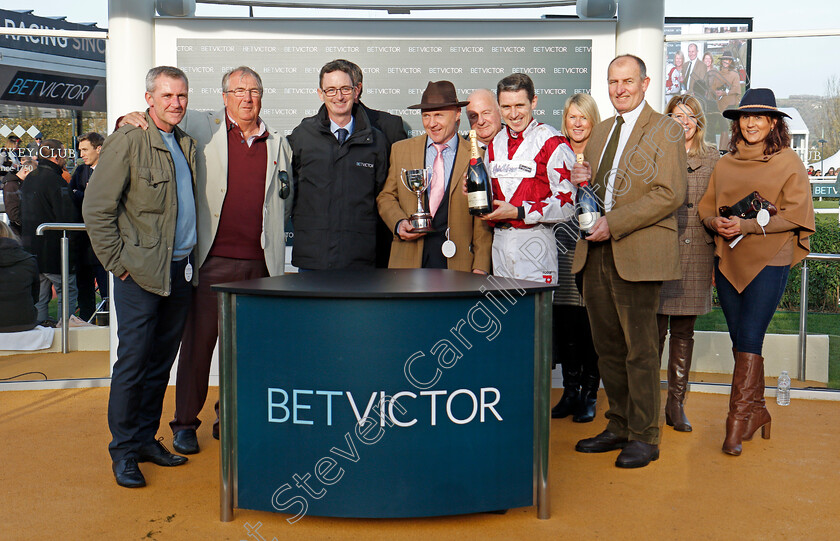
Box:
[615,441,659,468]
[575,429,628,453]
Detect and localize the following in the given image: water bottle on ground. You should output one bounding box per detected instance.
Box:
[777,370,791,406]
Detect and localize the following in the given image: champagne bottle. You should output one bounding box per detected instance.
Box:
[575,153,601,234]
[467,130,493,216]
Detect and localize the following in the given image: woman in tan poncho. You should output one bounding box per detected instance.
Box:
[698,88,815,457]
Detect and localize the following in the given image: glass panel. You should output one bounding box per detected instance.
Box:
[665,29,840,392]
[664,20,751,151]
[1,108,110,383]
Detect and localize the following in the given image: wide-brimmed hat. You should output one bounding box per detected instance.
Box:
[723,88,791,120]
[720,50,735,60]
[407,81,470,110]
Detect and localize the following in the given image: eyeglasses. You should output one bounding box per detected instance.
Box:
[226,88,263,98]
[321,86,355,97]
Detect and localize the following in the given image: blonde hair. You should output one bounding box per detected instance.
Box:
[0,221,18,241]
[666,94,710,159]
[560,93,601,140]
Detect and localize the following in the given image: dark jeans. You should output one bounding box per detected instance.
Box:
[108,258,192,462]
[715,260,790,356]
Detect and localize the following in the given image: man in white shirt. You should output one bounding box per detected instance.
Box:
[682,43,707,96]
[570,55,687,468]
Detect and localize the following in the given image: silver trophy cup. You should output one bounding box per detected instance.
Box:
[400,167,434,233]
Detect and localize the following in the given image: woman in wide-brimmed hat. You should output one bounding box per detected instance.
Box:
[698,88,815,456]
[712,51,742,150]
[715,51,742,111]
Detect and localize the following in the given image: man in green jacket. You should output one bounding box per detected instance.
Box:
[83,66,198,488]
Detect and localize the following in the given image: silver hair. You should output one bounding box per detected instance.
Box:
[145,66,189,93]
[222,66,263,93]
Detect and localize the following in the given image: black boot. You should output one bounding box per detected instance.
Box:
[573,362,600,423]
[552,363,581,419]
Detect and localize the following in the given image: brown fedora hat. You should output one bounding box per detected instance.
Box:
[407,81,470,110]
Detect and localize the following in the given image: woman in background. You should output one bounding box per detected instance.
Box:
[716,52,742,110]
[0,221,39,332]
[552,92,602,423]
[702,52,719,103]
[715,51,742,150]
[699,88,815,456]
[657,95,718,432]
[665,50,686,101]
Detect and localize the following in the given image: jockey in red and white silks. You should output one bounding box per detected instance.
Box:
[486,119,577,284]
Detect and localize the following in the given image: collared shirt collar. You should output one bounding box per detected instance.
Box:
[426,132,459,153]
[615,99,645,126]
[226,112,268,146]
[330,116,355,138]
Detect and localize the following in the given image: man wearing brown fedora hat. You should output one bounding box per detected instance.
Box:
[377,81,491,273]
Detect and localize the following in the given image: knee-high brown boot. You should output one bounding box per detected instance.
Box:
[723,352,766,455]
[743,359,771,441]
[665,337,693,432]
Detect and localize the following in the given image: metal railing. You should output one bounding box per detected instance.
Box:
[798,253,840,381]
[35,222,87,354]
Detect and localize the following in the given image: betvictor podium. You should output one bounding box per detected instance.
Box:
[214,269,554,521]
